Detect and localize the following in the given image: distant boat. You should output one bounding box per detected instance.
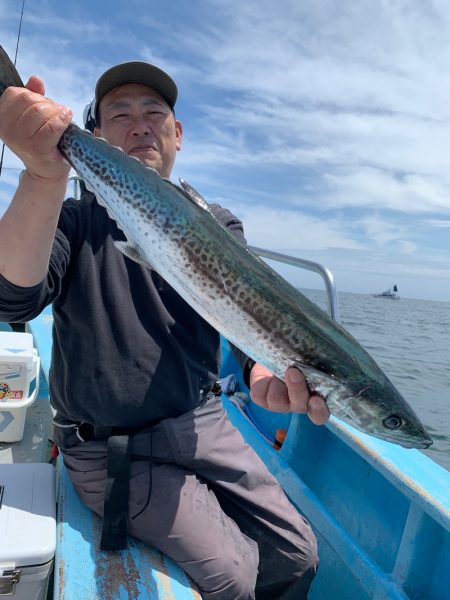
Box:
[373,284,400,299]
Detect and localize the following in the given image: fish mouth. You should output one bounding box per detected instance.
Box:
[398,438,433,450]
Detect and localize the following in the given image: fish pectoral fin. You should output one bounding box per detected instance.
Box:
[90,189,125,232]
[84,183,120,224]
[83,178,97,195]
[113,241,157,271]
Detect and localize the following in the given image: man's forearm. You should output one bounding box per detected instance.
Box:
[0,170,66,286]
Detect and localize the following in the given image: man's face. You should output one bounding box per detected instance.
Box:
[95,83,182,178]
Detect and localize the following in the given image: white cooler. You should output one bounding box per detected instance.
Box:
[0,332,40,442]
[0,463,56,599]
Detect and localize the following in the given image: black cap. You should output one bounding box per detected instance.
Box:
[84,60,178,131]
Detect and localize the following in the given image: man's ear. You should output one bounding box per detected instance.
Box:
[175,120,183,151]
[93,127,101,138]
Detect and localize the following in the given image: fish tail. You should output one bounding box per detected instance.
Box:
[0,45,24,97]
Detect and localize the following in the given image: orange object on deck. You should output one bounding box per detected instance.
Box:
[273,428,288,450]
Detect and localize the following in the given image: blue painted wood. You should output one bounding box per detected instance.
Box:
[55,459,200,600]
[220,339,450,600]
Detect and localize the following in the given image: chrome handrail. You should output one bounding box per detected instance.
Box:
[249,246,340,322]
[68,175,82,200]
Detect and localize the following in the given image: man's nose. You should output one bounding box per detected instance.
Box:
[130,115,152,135]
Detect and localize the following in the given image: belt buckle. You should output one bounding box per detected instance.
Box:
[76,422,94,442]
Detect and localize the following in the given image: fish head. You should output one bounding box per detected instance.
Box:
[330,378,433,449]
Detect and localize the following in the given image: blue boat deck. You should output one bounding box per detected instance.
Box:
[14,307,450,599]
[56,462,201,599]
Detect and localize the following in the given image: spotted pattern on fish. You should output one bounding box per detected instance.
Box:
[58,126,433,448]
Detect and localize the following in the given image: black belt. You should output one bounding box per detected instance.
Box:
[76,423,147,442]
[75,424,149,551]
[101,433,132,551]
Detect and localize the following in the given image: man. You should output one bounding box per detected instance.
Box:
[0,59,329,599]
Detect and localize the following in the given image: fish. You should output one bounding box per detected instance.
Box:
[0,45,432,449]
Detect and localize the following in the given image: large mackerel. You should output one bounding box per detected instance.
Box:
[0,46,432,449]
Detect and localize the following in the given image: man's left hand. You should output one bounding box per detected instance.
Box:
[249,363,330,425]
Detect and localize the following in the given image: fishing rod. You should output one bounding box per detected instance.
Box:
[0,0,26,178]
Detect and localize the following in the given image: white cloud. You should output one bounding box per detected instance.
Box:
[426,219,450,228]
[0,168,20,188]
[222,203,362,252]
[396,240,417,256]
[356,215,408,246]
[322,168,450,214]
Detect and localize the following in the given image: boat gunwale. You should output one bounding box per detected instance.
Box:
[325,416,450,532]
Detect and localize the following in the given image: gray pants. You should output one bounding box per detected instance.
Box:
[61,395,318,599]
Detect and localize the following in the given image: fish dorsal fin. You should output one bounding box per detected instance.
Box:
[179,179,210,211]
[0,46,24,95]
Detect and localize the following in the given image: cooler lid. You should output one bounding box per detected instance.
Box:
[0,332,34,369]
[0,463,56,567]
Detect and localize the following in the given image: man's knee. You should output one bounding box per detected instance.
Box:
[279,538,319,599]
[295,543,319,589]
[291,522,319,583]
[255,520,319,599]
[199,567,257,600]
[255,549,318,600]
[199,543,259,600]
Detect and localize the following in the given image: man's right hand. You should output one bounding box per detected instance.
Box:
[0,76,73,287]
[0,76,72,182]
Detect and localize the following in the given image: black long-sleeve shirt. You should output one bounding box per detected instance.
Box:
[0,191,248,427]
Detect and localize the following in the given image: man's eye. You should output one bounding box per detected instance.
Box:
[112,113,128,119]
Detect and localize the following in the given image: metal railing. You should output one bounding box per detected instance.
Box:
[68,175,83,200]
[250,247,340,322]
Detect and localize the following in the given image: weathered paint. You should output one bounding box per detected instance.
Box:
[55,461,200,599]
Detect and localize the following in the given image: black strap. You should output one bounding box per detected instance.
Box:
[100,434,132,551]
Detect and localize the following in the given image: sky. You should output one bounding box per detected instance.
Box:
[1,0,450,302]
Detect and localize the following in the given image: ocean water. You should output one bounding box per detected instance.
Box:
[300,288,450,472]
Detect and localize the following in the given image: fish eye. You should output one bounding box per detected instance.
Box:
[383,414,404,430]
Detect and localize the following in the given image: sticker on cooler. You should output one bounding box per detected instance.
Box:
[0,364,25,400]
[0,332,40,442]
